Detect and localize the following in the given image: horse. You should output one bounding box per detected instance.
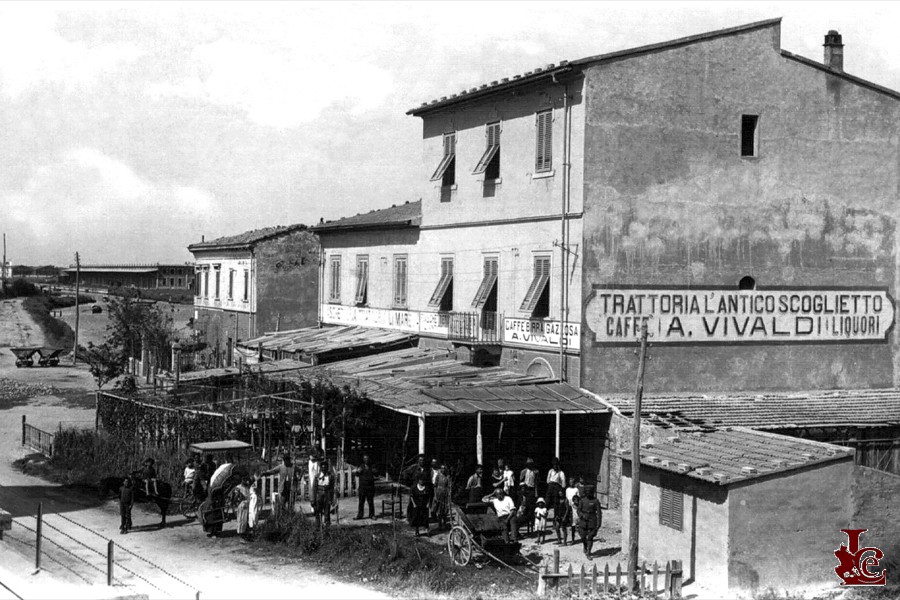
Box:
[99,473,173,529]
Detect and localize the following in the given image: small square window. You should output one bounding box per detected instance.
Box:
[741,114,759,157]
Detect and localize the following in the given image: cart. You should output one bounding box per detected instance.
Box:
[446,502,523,567]
[38,348,64,367]
[10,347,41,368]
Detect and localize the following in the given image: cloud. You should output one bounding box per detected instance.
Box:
[2,148,214,263]
[0,7,142,97]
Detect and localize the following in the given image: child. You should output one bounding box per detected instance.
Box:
[533,497,549,544]
[183,458,197,495]
[553,494,572,546]
[141,458,159,497]
[119,476,134,534]
[565,476,581,524]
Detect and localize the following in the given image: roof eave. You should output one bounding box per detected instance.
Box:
[407,66,575,117]
[780,50,900,101]
[313,220,420,233]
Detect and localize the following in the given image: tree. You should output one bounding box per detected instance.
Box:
[81,342,126,390]
[106,294,177,368]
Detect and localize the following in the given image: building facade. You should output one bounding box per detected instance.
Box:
[60,264,194,290]
[188,225,319,366]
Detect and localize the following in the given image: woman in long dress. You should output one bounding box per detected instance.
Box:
[407,474,432,537]
[431,464,451,530]
[248,480,260,530]
[233,477,252,541]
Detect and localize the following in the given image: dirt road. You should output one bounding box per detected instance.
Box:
[0,299,43,348]
[0,299,386,600]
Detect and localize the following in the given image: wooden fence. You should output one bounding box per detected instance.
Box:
[22,416,54,457]
[537,550,682,599]
[256,465,358,509]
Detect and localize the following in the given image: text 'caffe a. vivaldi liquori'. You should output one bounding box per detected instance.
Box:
[585,288,895,344]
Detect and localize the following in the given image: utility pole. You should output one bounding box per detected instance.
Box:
[73,252,81,365]
[628,321,650,591]
[2,233,7,294]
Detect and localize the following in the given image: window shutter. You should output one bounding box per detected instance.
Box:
[536,111,552,172]
[428,259,454,307]
[472,258,499,309]
[519,256,551,313]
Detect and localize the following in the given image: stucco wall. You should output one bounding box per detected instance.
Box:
[195,306,254,366]
[727,459,854,593]
[255,229,320,334]
[194,251,255,314]
[850,465,900,573]
[580,22,900,392]
[621,465,729,590]
[418,78,585,228]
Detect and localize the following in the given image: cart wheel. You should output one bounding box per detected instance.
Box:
[447,526,472,566]
[181,496,198,519]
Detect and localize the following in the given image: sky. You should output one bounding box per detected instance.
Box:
[1,1,898,267]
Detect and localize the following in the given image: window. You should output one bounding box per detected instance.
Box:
[243,270,249,301]
[214,266,220,299]
[431,133,456,202]
[738,275,756,290]
[393,255,408,307]
[428,258,453,311]
[329,256,341,302]
[227,270,234,299]
[520,256,551,317]
[178,278,182,287]
[659,479,684,531]
[471,257,499,310]
[355,256,369,305]
[203,270,209,298]
[535,110,553,172]
[741,114,759,157]
[473,122,500,178]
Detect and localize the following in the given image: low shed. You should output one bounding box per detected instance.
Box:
[621,426,855,595]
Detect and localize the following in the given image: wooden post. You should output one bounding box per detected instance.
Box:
[554,410,561,458]
[665,561,672,599]
[476,411,483,466]
[566,564,573,593]
[628,322,649,592]
[603,563,609,594]
[417,414,425,456]
[579,564,585,597]
[640,560,646,593]
[537,565,547,596]
[615,563,621,592]
[107,540,114,586]
[72,252,80,365]
[21,415,26,446]
[321,409,326,455]
[671,560,683,599]
[591,563,598,596]
[35,502,43,570]
[653,561,659,595]
[552,549,560,590]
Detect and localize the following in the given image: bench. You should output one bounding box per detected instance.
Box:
[0,509,11,540]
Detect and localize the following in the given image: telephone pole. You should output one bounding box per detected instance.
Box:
[2,233,7,295]
[628,321,649,591]
[73,252,81,365]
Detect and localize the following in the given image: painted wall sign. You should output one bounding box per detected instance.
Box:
[503,318,581,351]
[585,289,894,344]
[321,304,421,333]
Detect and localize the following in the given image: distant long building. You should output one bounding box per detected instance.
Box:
[60,263,195,291]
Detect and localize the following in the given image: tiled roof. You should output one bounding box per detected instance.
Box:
[313,200,421,232]
[407,19,781,116]
[188,224,306,251]
[621,426,853,485]
[607,389,900,429]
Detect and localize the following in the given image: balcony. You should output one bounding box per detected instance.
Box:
[448,311,502,344]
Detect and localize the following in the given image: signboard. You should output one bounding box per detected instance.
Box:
[321,304,421,333]
[503,318,581,351]
[585,289,894,344]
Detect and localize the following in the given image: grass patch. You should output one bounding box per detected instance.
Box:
[251,511,536,599]
[21,295,76,349]
[15,427,189,493]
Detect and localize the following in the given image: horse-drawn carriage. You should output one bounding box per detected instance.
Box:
[10,347,63,368]
[447,502,523,567]
[180,441,256,520]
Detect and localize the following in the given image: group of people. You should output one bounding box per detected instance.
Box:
[118,457,165,534]
[467,456,603,558]
[401,456,456,536]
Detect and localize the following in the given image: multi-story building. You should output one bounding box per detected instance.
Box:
[188,225,319,366]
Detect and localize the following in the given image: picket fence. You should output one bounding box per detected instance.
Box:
[256,465,358,508]
[537,550,682,599]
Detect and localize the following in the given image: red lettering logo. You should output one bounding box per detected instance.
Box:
[835,529,887,586]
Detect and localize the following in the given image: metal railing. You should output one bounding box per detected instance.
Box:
[22,416,54,457]
[448,311,502,344]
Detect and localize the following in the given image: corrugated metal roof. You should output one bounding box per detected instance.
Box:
[313,201,421,232]
[607,389,900,429]
[270,346,608,416]
[188,224,306,251]
[239,325,417,360]
[621,426,853,486]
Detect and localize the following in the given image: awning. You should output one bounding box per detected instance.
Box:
[238,325,417,364]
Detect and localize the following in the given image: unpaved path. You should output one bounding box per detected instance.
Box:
[0,298,44,348]
[0,299,387,600]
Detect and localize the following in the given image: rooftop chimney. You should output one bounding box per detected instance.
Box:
[201,235,205,242]
[824,30,843,72]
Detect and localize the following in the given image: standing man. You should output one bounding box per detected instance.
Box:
[263,454,295,511]
[355,454,377,520]
[315,458,336,527]
[119,476,134,534]
[576,485,602,558]
[401,455,426,487]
